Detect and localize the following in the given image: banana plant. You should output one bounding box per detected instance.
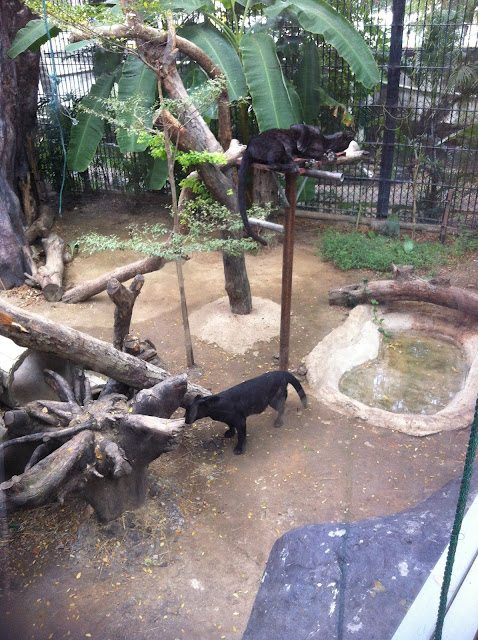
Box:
[8,0,379,177]
[177,0,379,131]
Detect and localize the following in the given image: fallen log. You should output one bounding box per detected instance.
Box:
[0,295,209,397]
[62,255,166,303]
[25,204,55,245]
[25,233,65,301]
[328,265,478,318]
[1,430,96,510]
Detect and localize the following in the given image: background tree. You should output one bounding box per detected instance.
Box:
[0,0,42,289]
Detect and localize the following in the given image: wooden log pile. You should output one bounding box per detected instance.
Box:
[0,292,209,522]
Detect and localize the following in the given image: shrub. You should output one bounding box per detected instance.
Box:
[317,229,468,273]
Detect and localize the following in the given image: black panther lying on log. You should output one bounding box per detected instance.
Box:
[184,371,307,455]
[238,124,354,245]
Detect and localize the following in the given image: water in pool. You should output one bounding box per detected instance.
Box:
[339,332,468,414]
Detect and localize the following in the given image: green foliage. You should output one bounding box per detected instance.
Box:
[15,0,380,201]
[178,194,272,255]
[318,229,471,273]
[161,76,228,121]
[16,0,379,147]
[264,0,379,90]
[137,132,227,170]
[116,55,158,153]
[240,32,302,131]
[448,232,478,255]
[67,73,116,172]
[178,24,247,102]
[23,0,118,30]
[179,174,210,197]
[176,150,227,171]
[7,19,61,57]
[75,195,264,261]
[293,40,321,124]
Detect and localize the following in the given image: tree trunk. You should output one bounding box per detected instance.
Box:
[328,266,478,317]
[138,18,253,314]
[107,275,145,350]
[0,2,40,289]
[222,228,252,314]
[252,167,278,211]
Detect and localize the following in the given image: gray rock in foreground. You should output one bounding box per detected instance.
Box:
[243,471,478,640]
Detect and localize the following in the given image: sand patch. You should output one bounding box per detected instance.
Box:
[189,296,280,354]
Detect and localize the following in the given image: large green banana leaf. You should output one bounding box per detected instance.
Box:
[178,24,248,102]
[294,40,322,123]
[162,0,214,15]
[65,39,98,53]
[145,156,169,190]
[265,0,379,89]
[93,48,124,79]
[67,73,116,172]
[116,56,158,153]
[7,19,61,57]
[297,175,317,202]
[181,62,218,120]
[240,32,301,131]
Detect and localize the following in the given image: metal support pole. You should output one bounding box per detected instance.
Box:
[376,0,406,218]
[279,172,297,371]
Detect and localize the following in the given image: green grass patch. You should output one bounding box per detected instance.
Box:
[317,229,478,273]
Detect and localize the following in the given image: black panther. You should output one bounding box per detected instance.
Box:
[185,371,307,455]
[238,124,354,245]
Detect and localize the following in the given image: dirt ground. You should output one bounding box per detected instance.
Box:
[1,193,477,640]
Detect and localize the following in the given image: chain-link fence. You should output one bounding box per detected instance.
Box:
[37,1,478,231]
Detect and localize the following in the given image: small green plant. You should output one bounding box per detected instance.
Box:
[361,279,391,343]
[370,298,391,343]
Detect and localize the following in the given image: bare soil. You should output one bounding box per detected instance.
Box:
[1,193,477,640]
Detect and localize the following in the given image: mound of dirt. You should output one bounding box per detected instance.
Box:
[189,296,280,354]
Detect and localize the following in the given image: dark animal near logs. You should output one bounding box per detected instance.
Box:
[238,124,354,245]
[185,371,307,454]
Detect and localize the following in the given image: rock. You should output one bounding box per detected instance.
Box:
[243,472,478,640]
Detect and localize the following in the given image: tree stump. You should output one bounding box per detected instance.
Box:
[1,370,188,522]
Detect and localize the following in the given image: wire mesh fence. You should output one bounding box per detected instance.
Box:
[286,0,478,231]
[36,0,478,231]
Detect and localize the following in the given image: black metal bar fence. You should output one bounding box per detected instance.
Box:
[36,0,478,231]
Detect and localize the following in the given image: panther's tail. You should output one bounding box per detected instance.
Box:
[238,148,268,246]
[286,372,308,407]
